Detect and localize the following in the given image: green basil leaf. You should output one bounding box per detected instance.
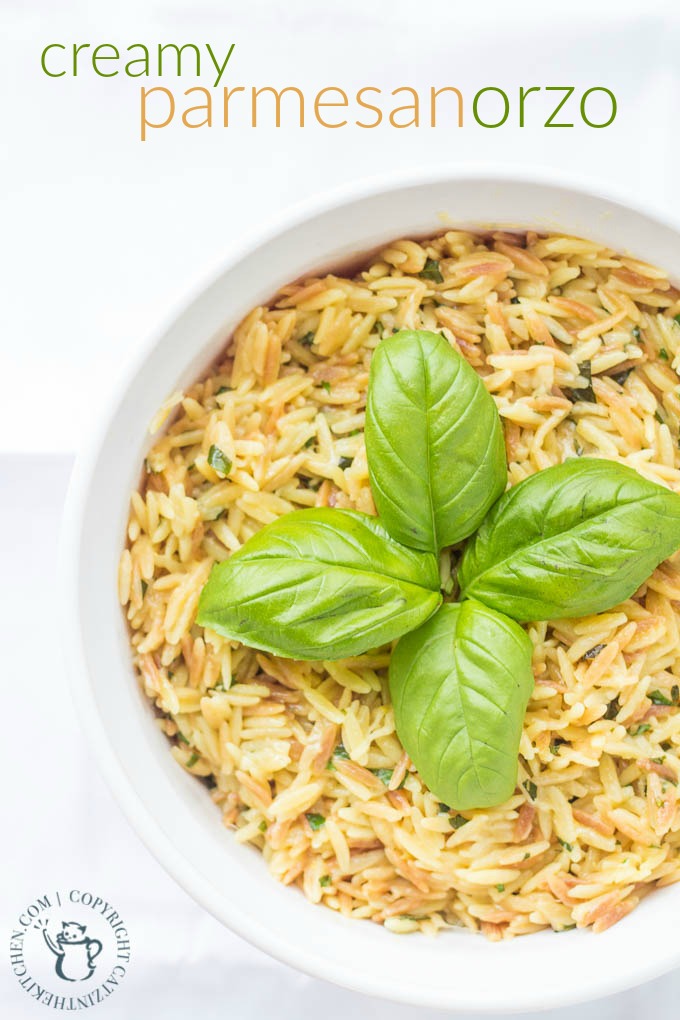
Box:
[197,508,441,660]
[365,330,506,554]
[389,600,534,810]
[459,459,680,622]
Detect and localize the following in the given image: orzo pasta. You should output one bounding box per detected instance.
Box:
[120,230,680,938]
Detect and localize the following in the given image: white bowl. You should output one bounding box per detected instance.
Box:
[63,167,680,1013]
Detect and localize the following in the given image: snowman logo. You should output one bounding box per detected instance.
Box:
[35,919,103,982]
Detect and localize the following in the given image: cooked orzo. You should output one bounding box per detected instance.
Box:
[120,230,680,938]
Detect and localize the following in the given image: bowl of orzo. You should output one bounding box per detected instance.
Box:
[64,168,680,1011]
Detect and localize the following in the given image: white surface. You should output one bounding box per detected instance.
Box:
[63,169,680,1014]
[2,455,680,1020]
[4,1,680,1015]
[2,0,680,453]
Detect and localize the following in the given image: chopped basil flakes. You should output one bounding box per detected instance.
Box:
[207,444,232,476]
[419,258,444,283]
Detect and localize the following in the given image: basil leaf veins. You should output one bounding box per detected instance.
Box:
[389,600,534,810]
[197,507,441,660]
[459,458,680,622]
[365,330,506,554]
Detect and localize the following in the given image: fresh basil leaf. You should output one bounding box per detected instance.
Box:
[459,459,680,622]
[365,330,506,554]
[197,508,441,660]
[389,600,534,810]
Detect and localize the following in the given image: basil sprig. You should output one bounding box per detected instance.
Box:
[459,458,680,621]
[365,330,506,553]
[197,329,680,810]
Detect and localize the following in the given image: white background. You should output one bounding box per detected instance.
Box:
[3,1,680,1016]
